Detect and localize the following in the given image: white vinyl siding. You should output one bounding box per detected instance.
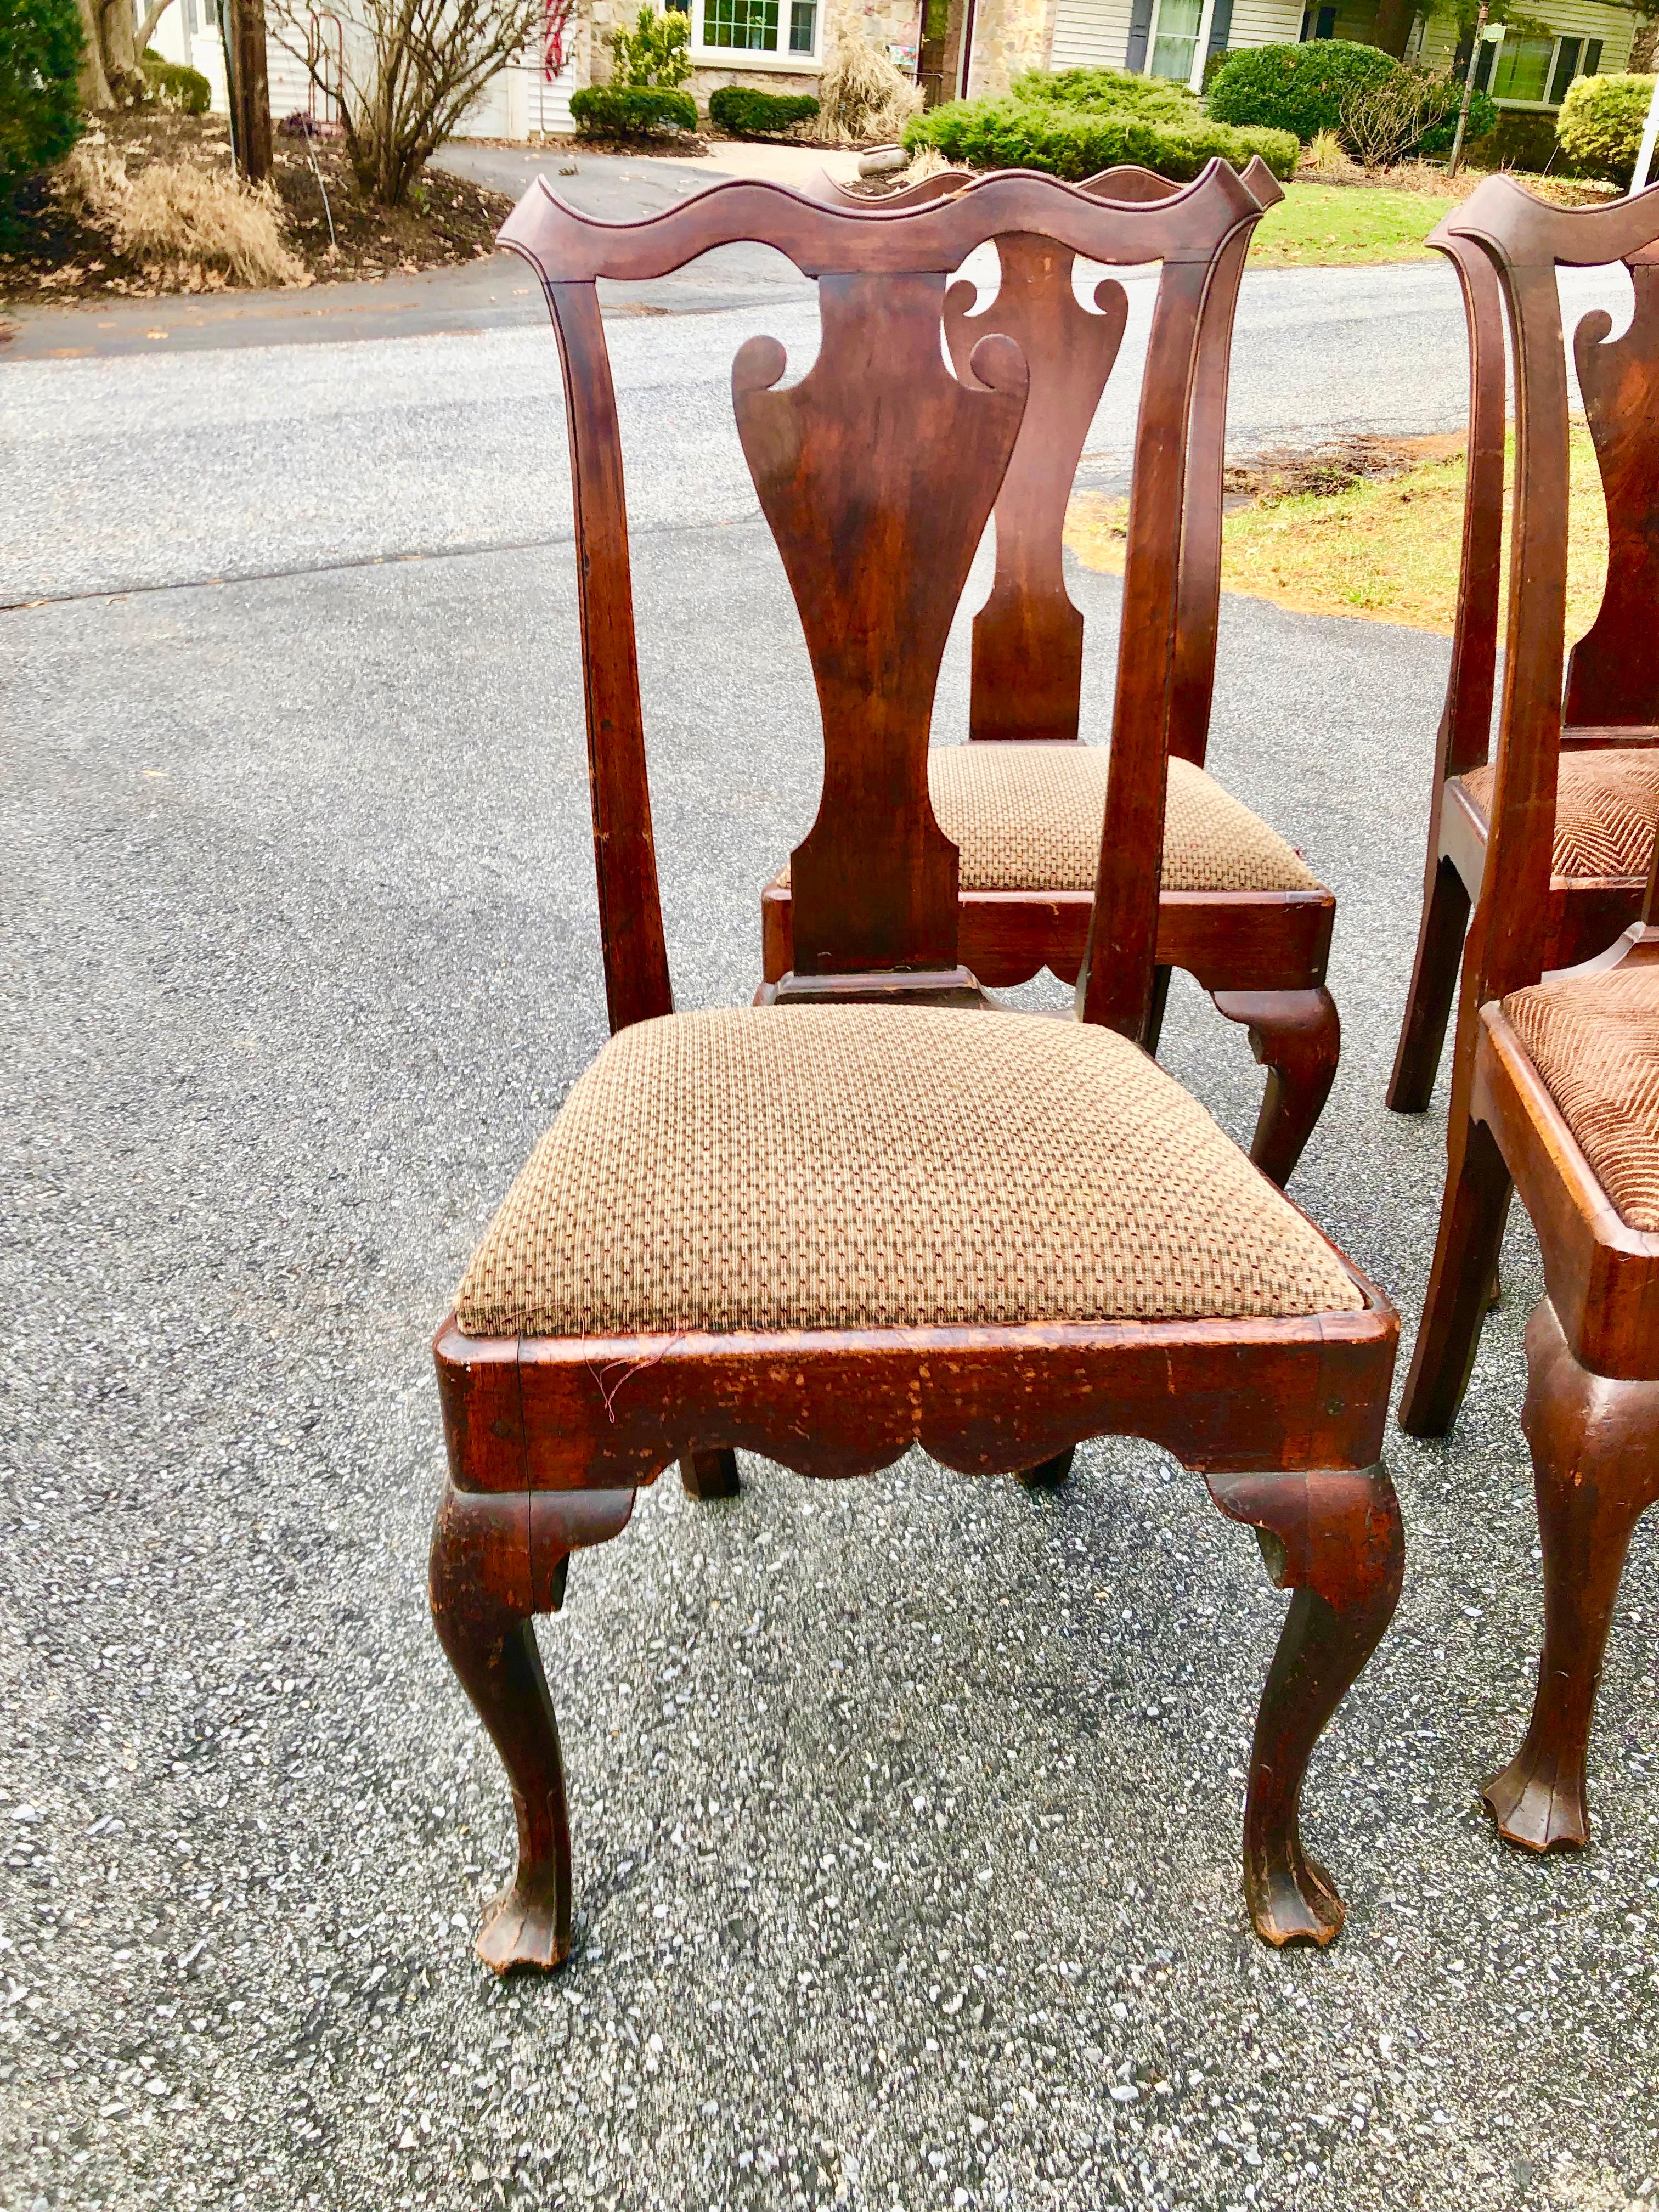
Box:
[1050,0,1137,70]
[1223,0,1302,49]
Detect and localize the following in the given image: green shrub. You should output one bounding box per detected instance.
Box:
[607,2,692,88]
[708,84,819,137]
[569,84,698,137]
[1012,65,1195,122]
[1414,83,1496,156]
[142,51,212,114]
[1463,107,1557,171]
[1558,71,1655,184]
[902,95,1298,182]
[0,0,83,217]
[1207,40,1398,140]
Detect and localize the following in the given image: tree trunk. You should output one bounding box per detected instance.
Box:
[75,0,115,106]
[229,0,274,183]
[1368,0,1417,58]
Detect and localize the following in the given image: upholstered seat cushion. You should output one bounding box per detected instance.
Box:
[926,743,1324,895]
[1459,749,1659,881]
[455,1006,1363,1339]
[1503,966,1659,1232]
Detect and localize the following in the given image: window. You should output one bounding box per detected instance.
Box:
[1300,5,1336,37]
[690,0,817,60]
[1477,28,1601,107]
[1491,33,1554,102]
[1148,0,1203,81]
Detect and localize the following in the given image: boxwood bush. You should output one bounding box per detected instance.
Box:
[708,84,819,137]
[1207,40,1398,139]
[902,94,1297,183]
[1558,71,1656,184]
[1207,38,1492,158]
[569,85,699,138]
[142,49,212,114]
[1,0,83,219]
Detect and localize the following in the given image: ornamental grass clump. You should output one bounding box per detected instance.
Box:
[55,139,307,285]
[814,32,922,144]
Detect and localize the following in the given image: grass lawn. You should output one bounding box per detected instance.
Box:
[1064,426,1609,634]
[1247,181,1457,267]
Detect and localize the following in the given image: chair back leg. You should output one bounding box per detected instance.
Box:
[1389,853,1473,1113]
[1399,1114,1514,1436]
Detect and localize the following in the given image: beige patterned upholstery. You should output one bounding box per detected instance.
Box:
[455,1006,1363,1339]
[1460,750,1659,882]
[927,743,1324,895]
[1504,966,1659,1232]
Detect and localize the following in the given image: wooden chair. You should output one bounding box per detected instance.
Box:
[759,156,1343,1190]
[430,167,1402,1973]
[1401,177,1659,1854]
[1389,200,1659,1116]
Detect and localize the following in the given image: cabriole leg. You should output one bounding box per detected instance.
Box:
[1207,1465,1404,1947]
[1398,1114,1513,1438]
[1484,1301,1659,1852]
[1388,854,1471,1114]
[1211,987,1340,1189]
[429,1479,635,1973]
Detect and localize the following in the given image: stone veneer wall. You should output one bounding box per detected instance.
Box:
[967,0,1056,94]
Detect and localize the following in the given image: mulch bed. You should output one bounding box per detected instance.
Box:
[0,108,515,309]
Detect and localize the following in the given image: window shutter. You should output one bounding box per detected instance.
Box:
[1452,30,1472,80]
[1125,0,1154,74]
[1548,36,1581,103]
[1473,36,1496,90]
[1584,37,1602,74]
[1205,0,1233,63]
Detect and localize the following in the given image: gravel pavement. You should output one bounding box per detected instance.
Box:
[4,233,1659,2212]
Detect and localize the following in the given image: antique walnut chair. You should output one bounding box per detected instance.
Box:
[1401,178,1659,1853]
[429,167,1403,1972]
[1389,198,1659,1116]
[759,155,1342,1191]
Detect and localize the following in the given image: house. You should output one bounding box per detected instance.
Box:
[140,0,1640,136]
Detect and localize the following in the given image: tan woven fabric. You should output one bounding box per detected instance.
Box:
[455,1006,1363,1338]
[1460,751,1659,881]
[1504,966,1659,1232]
[926,743,1324,895]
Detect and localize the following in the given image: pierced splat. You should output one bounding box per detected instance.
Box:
[943,238,1128,745]
[1565,256,1659,731]
[735,272,1028,990]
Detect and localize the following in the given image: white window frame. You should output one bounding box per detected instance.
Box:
[1480,29,1592,110]
[1135,0,1220,95]
[680,0,825,74]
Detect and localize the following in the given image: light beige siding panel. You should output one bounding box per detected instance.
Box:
[1226,0,1305,48]
[1050,0,1137,70]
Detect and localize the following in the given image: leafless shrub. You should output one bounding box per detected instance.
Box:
[274,0,540,206]
[1339,69,1455,172]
